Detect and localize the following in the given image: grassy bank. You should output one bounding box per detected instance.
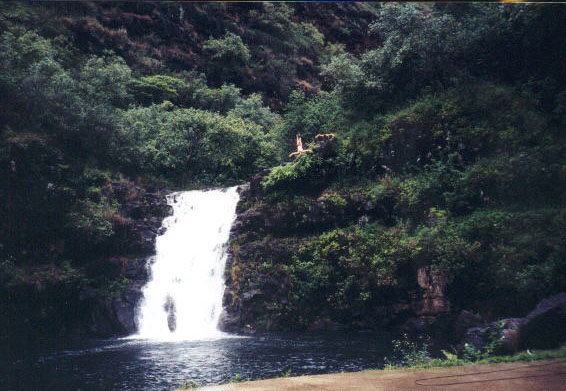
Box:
[384,346,566,370]
[178,347,566,389]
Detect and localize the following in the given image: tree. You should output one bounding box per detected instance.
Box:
[203,32,250,86]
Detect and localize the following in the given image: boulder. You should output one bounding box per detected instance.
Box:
[520,293,566,349]
[459,293,566,355]
[454,310,483,338]
[460,317,524,355]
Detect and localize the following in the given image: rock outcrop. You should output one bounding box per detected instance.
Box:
[520,293,566,349]
[459,293,566,355]
[220,165,452,333]
[109,181,172,254]
[88,182,172,336]
[415,266,451,315]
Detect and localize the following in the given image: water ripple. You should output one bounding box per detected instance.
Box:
[1,332,392,391]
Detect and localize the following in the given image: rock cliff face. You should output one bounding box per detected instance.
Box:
[87,182,172,336]
[219,169,453,333]
[88,259,150,336]
[219,170,298,332]
[415,266,451,316]
[0,181,172,341]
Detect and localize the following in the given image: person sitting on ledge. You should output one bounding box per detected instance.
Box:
[289,134,312,158]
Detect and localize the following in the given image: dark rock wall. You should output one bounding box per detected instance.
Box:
[0,181,171,341]
[88,182,171,336]
[220,170,453,333]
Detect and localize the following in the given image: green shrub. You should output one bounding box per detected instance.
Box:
[261,152,324,194]
[66,199,116,247]
[228,93,281,134]
[462,343,482,362]
[410,209,480,275]
[180,77,244,113]
[204,32,250,85]
[129,74,188,105]
[450,208,566,314]
[118,104,275,185]
[283,223,412,326]
[204,32,251,64]
[386,333,432,367]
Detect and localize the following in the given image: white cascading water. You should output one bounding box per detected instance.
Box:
[135,187,239,340]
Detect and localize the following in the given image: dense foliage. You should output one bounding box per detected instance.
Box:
[1,2,565,338]
[239,3,566,328]
[2,2,370,338]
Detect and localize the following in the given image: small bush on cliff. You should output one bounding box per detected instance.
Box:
[66,199,117,247]
[261,152,325,195]
[410,208,480,275]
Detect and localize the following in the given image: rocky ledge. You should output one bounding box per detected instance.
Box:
[219,162,566,341]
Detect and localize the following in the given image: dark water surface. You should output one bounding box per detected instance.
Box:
[1,332,394,391]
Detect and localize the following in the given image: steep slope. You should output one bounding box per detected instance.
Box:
[44,2,379,107]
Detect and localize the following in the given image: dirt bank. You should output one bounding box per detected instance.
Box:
[193,359,566,391]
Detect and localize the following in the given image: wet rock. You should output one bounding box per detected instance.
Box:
[164,295,177,332]
[218,310,240,332]
[112,282,145,334]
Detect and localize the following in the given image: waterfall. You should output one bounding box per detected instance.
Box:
[135,187,239,340]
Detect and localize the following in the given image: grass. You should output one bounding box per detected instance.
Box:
[384,346,566,370]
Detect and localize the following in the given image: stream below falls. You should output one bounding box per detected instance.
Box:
[2,332,395,391]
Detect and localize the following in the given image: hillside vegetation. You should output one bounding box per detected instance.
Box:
[224,3,566,332]
[0,2,565,339]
